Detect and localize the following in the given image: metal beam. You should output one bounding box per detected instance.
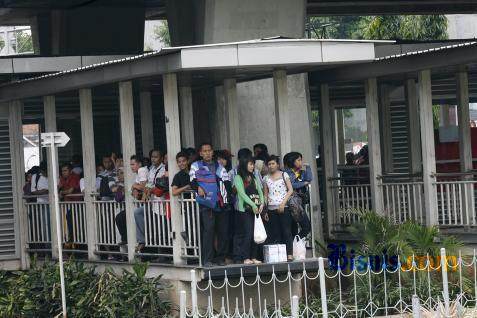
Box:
[312,44,477,84]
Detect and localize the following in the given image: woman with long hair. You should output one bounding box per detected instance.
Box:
[233,156,265,264]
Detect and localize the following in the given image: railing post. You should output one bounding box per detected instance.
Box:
[190,269,198,318]
[291,295,299,318]
[412,294,421,318]
[318,257,328,318]
[180,290,187,318]
[440,248,450,316]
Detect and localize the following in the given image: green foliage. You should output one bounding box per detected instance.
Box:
[308,15,448,41]
[13,30,33,54]
[153,21,171,47]
[0,258,171,317]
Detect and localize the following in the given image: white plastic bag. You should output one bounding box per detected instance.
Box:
[293,235,307,260]
[254,214,267,244]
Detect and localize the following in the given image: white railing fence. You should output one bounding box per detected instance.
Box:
[180,192,201,262]
[380,174,425,225]
[59,201,87,247]
[94,200,125,254]
[435,174,477,227]
[330,177,371,226]
[180,248,477,318]
[24,200,51,250]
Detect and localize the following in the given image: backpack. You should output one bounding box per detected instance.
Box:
[195,162,220,209]
[99,176,113,198]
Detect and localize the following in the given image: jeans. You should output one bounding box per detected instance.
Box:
[134,206,145,244]
[267,208,293,255]
[115,210,127,243]
[199,205,229,264]
[233,210,258,262]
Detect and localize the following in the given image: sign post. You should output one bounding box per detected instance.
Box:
[41,132,70,318]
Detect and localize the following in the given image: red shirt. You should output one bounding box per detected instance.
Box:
[59,173,81,201]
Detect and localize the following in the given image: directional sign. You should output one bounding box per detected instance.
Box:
[41,132,70,148]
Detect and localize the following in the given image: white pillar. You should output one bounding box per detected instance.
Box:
[43,95,59,259]
[8,101,29,269]
[274,70,291,158]
[456,71,474,224]
[380,85,393,173]
[406,79,422,175]
[224,78,240,164]
[214,86,228,149]
[335,109,345,165]
[418,70,438,226]
[140,91,154,156]
[319,84,335,238]
[163,73,184,265]
[79,89,99,261]
[118,81,137,261]
[457,71,472,172]
[365,78,384,214]
[179,86,195,148]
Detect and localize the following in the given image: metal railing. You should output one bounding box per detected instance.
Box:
[330,177,371,225]
[94,200,125,252]
[435,173,477,226]
[24,199,51,251]
[59,200,87,247]
[180,192,201,262]
[180,248,477,318]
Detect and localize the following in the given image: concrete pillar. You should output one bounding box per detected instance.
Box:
[405,79,422,175]
[140,91,154,156]
[365,78,384,214]
[8,101,29,269]
[179,86,195,148]
[118,81,137,261]
[224,79,240,164]
[379,85,393,173]
[457,71,472,172]
[79,89,98,261]
[319,84,335,237]
[214,86,228,149]
[274,70,291,158]
[456,71,474,224]
[43,95,59,259]
[418,70,438,226]
[335,109,345,165]
[163,73,184,265]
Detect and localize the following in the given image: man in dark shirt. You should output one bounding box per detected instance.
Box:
[171,151,191,197]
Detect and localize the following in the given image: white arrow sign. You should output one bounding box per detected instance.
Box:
[41,132,70,148]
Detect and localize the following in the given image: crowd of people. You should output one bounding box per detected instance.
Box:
[23,142,313,267]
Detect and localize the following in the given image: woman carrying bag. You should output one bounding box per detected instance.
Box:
[233,156,265,265]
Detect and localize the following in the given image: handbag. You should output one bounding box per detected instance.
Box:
[254,214,267,244]
[282,172,304,222]
[293,235,307,260]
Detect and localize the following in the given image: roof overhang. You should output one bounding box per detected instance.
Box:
[0,39,388,102]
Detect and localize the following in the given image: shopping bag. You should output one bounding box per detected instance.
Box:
[254,214,267,244]
[293,235,307,260]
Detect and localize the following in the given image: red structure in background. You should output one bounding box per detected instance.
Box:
[435,127,477,173]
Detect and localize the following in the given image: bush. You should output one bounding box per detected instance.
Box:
[0,258,171,317]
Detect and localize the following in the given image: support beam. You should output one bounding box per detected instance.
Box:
[365,78,384,214]
[319,84,335,238]
[43,95,59,259]
[406,79,422,175]
[224,78,240,165]
[8,101,29,269]
[118,81,137,261]
[457,72,472,172]
[79,88,98,261]
[456,71,474,224]
[139,91,154,156]
[273,70,291,157]
[418,70,438,226]
[379,85,393,173]
[213,86,227,149]
[163,73,184,265]
[179,86,195,148]
[335,109,345,165]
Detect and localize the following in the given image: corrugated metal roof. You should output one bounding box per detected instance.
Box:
[376,41,477,61]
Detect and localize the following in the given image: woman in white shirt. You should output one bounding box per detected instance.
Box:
[263,155,294,261]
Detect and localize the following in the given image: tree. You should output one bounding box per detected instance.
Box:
[308,15,448,41]
[153,21,171,47]
[13,30,33,53]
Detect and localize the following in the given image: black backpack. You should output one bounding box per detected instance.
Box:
[99,176,114,198]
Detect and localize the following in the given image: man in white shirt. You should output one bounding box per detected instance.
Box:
[130,155,148,252]
[31,162,49,203]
